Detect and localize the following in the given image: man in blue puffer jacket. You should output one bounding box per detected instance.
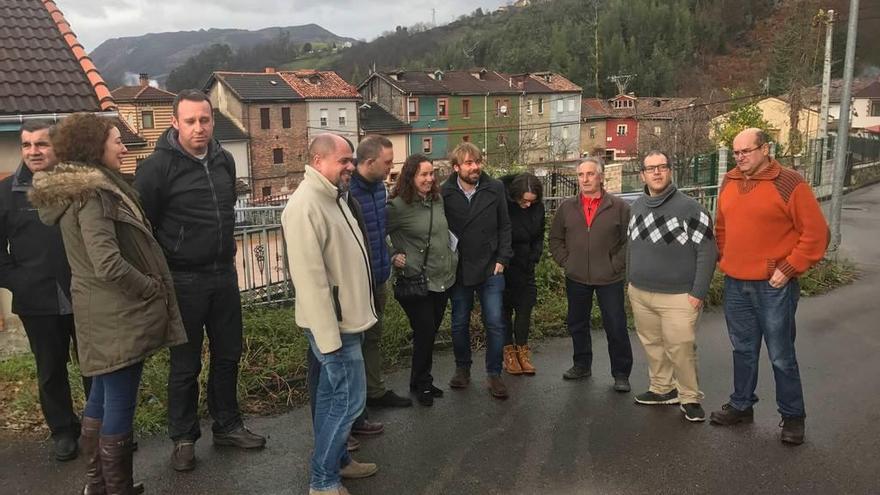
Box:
[348,136,412,428]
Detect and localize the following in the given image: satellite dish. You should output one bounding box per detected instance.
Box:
[500,105,508,114]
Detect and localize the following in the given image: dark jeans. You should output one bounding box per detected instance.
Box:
[449,274,506,376]
[83,362,144,436]
[167,268,243,442]
[398,290,449,392]
[362,285,387,400]
[723,277,805,418]
[503,265,537,346]
[565,278,633,378]
[20,314,90,439]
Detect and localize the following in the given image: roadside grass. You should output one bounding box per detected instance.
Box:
[0,256,857,436]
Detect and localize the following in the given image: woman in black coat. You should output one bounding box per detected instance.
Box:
[500,173,545,375]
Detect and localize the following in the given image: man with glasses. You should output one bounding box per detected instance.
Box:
[709,128,828,444]
[626,151,717,422]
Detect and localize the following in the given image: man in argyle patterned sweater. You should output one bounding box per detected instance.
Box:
[627,151,718,422]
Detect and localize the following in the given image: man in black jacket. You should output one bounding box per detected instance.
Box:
[135,90,265,472]
[0,120,87,461]
[441,142,513,399]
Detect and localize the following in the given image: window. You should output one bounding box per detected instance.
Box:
[260,108,270,129]
[533,130,539,142]
[141,111,154,129]
[563,126,569,140]
[589,126,596,139]
[654,125,662,136]
[422,137,432,154]
[613,99,634,109]
[871,100,880,117]
[538,98,544,114]
[273,148,284,164]
[617,124,628,136]
[407,98,418,118]
[281,107,291,128]
[437,98,448,119]
[262,186,272,197]
[527,99,533,115]
[462,135,470,142]
[462,99,471,118]
[568,99,575,112]
[557,99,564,113]
[320,109,328,127]
[495,99,510,117]
[497,134,507,147]
[338,108,347,126]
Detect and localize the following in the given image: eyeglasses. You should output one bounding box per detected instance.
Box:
[732,146,762,158]
[642,164,670,173]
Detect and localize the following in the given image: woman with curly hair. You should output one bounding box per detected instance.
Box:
[29,113,186,495]
[387,154,457,406]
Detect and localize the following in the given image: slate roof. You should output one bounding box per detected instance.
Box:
[439,70,521,95]
[279,70,360,99]
[359,103,410,133]
[0,0,113,115]
[213,110,248,141]
[206,72,302,102]
[111,84,175,103]
[854,81,880,99]
[581,96,697,121]
[114,117,146,146]
[364,69,579,96]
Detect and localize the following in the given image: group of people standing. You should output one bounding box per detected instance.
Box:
[0,88,828,495]
[1,90,266,494]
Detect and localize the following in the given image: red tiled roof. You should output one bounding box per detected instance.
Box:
[111,85,176,103]
[0,0,114,115]
[278,70,360,99]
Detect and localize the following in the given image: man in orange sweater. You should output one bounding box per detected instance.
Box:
[709,128,828,445]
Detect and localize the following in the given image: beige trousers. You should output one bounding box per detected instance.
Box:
[628,284,704,404]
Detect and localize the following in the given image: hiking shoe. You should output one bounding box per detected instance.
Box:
[562,366,591,380]
[351,419,384,436]
[340,459,379,479]
[680,403,707,422]
[709,403,754,426]
[487,375,509,399]
[613,376,631,393]
[634,390,680,405]
[53,434,78,462]
[449,368,471,389]
[213,426,266,449]
[346,435,360,452]
[416,389,434,407]
[366,390,413,408]
[171,440,195,472]
[780,416,805,445]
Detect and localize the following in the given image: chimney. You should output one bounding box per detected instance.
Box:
[265,67,276,74]
[138,73,149,87]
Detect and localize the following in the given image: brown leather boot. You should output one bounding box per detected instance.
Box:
[517,345,536,375]
[81,417,104,495]
[487,375,509,399]
[99,432,144,495]
[449,368,471,389]
[503,345,523,375]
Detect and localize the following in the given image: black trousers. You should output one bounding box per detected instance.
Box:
[19,314,90,438]
[565,278,633,378]
[167,269,243,442]
[503,265,538,346]
[398,290,449,392]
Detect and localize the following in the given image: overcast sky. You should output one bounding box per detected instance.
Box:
[57,0,510,52]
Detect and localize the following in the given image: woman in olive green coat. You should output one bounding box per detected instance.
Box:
[30,113,185,495]
[387,154,457,407]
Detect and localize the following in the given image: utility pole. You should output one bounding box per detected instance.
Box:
[817,10,834,167]
[828,0,859,258]
[594,1,600,98]
[432,8,437,27]
[608,74,636,95]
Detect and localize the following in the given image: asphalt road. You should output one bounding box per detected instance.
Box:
[2,184,879,495]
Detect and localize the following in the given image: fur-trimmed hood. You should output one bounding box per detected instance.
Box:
[29,162,140,226]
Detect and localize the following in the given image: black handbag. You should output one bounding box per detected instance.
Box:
[393,199,433,301]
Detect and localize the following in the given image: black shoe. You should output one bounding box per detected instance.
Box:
[411,384,444,398]
[780,416,805,445]
[366,390,413,408]
[416,390,434,407]
[634,390,680,405]
[53,435,78,462]
[709,403,754,426]
[171,440,195,472]
[680,403,707,422]
[613,376,631,392]
[562,366,591,380]
[212,426,266,449]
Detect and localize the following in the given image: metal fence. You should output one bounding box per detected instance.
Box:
[235,207,291,306]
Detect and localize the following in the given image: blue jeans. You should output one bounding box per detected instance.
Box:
[449,273,506,375]
[306,331,366,491]
[83,362,144,435]
[723,277,805,418]
[565,279,633,378]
